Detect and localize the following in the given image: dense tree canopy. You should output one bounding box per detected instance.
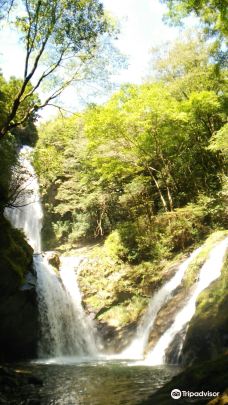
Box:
[161,0,228,39]
[0,0,115,139]
[0,72,39,211]
[34,33,227,261]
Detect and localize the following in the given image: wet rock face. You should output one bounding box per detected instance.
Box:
[96,321,138,353]
[165,326,188,364]
[145,285,191,356]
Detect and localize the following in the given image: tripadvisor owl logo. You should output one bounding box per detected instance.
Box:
[171,389,182,399]
[170,389,220,400]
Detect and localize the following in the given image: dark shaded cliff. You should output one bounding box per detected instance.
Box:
[0,216,39,361]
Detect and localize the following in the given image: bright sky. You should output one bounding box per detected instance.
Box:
[102,0,181,83]
[0,0,194,118]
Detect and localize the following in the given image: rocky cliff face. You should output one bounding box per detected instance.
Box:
[0,216,39,361]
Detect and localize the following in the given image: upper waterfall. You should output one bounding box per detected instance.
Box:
[4,146,43,254]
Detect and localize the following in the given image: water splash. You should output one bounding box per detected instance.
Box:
[144,237,228,365]
[121,247,202,359]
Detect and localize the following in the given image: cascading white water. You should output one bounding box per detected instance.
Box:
[121,247,202,359]
[35,255,98,357]
[4,146,43,253]
[145,237,228,365]
[59,256,98,355]
[5,146,98,359]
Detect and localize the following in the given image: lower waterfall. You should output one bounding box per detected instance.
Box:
[145,237,228,365]
[35,255,98,358]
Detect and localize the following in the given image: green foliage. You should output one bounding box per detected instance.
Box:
[161,0,228,39]
[0,0,117,139]
[209,123,228,160]
[104,230,128,261]
[0,134,18,212]
[34,34,227,262]
[0,73,39,212]
[0,216,33,282]
[0,74,38,144]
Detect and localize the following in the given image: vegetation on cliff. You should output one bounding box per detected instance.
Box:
[34,32,227,257]
[32,29,228,345]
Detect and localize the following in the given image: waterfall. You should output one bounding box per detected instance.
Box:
[121,247,202,359]
[59,256,98,354]
[5,146,98,359]
[145,237,228,365]
[35,255,98,357]
[4,146,228,364]
[4,146,43,253]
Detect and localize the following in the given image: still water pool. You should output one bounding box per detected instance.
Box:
[17,358,180,405]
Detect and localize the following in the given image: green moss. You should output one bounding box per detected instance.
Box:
[79,242,190,329]
[98,296,149,327]
[0,216,33,282]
